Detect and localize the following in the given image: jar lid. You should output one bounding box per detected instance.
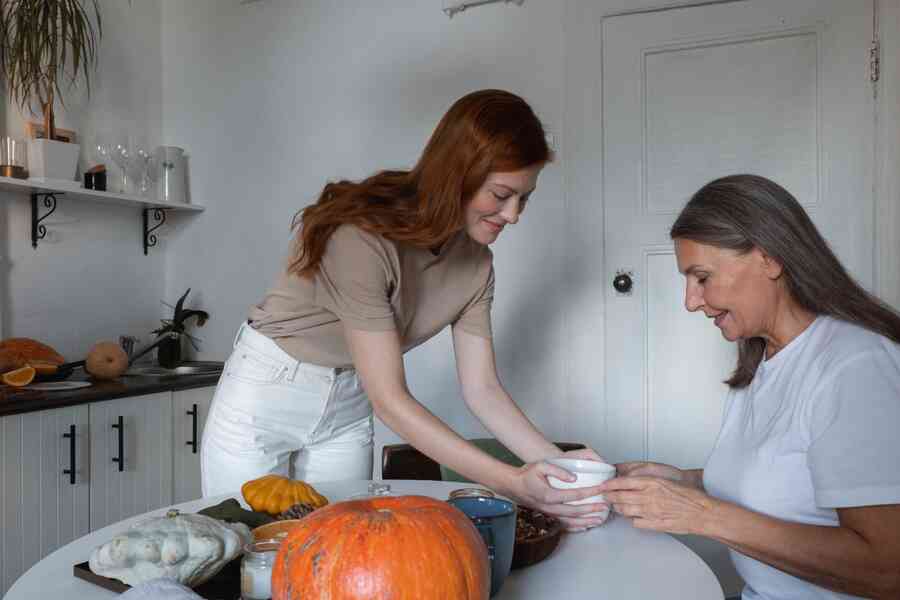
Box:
[243,538,282,555]
[448,487,495,500]
[348,481,393,500]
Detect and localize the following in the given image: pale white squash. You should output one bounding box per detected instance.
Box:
[89,509,252,587]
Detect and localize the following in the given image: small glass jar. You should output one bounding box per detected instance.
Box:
[348,481,393,500]
[448,487,496,500]
[241,538,281,600]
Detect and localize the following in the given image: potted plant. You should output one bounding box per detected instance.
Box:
[152,288,209,368]
[0,0,102,182]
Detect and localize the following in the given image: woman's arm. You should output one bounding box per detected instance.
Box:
[600,476,900,598]
[715,502,900,598]
[450,328,561,463]
[346,326,608,527]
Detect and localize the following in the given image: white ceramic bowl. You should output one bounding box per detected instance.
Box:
[545,458,616,518]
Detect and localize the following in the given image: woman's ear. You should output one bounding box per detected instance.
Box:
[757,249,784,280]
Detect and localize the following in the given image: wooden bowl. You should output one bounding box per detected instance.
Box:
[251,519,304,542]
[511,507,563,570]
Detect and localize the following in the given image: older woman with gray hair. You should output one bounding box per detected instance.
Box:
[599,174,900,599]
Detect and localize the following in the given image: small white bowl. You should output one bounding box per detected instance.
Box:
[545,458,616,518]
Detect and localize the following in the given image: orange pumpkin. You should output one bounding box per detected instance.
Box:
[271,495,489,600]
[241,474,329,516]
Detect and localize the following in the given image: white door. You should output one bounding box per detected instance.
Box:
[601,0,874,594]
[172,387,214,504]
[89,393,174,530]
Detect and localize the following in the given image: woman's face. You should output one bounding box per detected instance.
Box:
[674,238,783,342]
[464,163,543,246]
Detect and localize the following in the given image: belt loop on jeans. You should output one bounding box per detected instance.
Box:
[287,359,302,383]
[233,321,250,349]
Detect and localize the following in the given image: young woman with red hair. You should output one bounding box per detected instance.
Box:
[201,89,607,530]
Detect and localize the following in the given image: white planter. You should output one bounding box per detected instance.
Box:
[27,138,80,183]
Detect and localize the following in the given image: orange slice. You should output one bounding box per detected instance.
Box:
[2,366,36,387]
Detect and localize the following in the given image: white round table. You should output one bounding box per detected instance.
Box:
[4,480,723,599]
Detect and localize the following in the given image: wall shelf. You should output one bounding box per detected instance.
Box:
[0,175,204,255]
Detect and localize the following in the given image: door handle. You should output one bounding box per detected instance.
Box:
[111,415,124,472]
[613,269,634,295]
[62,424,76,485]
[186,403,198,454]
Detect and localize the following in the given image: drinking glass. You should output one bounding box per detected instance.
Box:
[91,135,111,169]
[111,139,133,193]
[0,136,28,178]
[133,145,157,196]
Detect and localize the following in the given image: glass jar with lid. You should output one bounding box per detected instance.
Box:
[241,538,281,600]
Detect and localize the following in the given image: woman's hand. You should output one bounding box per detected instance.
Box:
[597,475,719,535]
[615,461,683,481]
[558,447,607,462]
[502,459,610,532]
[616,461,705,490]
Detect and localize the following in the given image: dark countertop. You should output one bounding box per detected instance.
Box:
[0,361,223,418]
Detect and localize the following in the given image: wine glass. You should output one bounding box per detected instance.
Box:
[111,139,133,193]
[133,145,157,196]
[91,134,111,170]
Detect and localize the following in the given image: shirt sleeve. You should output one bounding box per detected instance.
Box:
[315,225,397,331]
[452,263,494,339]
[808,347,900,508]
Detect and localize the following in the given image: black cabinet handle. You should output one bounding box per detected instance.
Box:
[186,403,198,454]
[111,415,124,472]
[62,424,76,485]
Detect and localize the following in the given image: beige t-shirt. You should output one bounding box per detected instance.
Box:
[248,224,494,367]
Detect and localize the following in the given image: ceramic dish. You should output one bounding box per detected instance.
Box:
[28,381,92,391]
[250,519,305,542]
[511,506,563,569]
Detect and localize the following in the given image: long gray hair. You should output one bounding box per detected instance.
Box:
[670,174,900,388]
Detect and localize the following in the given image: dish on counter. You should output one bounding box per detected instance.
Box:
[512,506,563,569]
[27,381,93,391]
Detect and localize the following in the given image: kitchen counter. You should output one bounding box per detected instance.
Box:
[0,361,223,417]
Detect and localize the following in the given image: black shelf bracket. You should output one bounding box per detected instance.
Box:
[31,192,61,249]
[143,207,168,255]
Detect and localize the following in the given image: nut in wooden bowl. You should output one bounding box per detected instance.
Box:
[511,506,563,570]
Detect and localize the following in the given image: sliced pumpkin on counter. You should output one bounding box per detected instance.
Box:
[27,360,59,376]
[2,366,36,387]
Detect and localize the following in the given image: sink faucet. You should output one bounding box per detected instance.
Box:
[127,332,179,366]
[119,336,139,361]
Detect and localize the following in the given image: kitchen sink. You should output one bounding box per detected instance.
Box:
[124,361,224,377]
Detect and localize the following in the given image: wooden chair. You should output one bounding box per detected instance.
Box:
[381,439,586,481]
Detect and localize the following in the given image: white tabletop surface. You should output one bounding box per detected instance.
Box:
[4,479,723,599]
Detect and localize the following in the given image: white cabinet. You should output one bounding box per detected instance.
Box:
[0,386,216,596]
[172,388,214,504]
[89,393,174,531]
[0,405,90,595]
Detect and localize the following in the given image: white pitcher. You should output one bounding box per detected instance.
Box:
[155,146,188,204]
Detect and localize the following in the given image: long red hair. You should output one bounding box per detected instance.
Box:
[289,89,552,277]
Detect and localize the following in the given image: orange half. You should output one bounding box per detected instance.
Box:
[2,366,36,387]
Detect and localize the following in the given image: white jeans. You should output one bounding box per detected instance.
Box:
[200,322,373,497]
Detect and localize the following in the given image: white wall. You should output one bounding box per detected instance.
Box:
[0,0,166,359]
[158,0,572,452]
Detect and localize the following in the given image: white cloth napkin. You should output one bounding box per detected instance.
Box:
[119,578,203,600]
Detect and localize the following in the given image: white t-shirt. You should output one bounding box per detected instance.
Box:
[703,315,900,600]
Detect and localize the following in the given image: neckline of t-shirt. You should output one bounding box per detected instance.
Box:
[759,314,826,373]
[421,231,464,264]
